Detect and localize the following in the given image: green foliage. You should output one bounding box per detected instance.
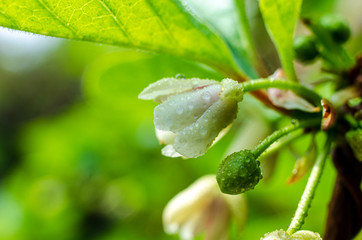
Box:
[259,0,302,81]
[301,0,337,20]
[346,129,362,161]
[0,0,361,239]
[0,0,239,75]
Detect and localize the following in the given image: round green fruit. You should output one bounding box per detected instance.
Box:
[319,14,351,44]
[293,36,319,63]
[217,150,262,195]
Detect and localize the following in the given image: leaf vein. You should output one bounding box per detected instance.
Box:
[144,0,176,44]
[0,11,19,28]
[36,0,78,37]
[96,0,131,42]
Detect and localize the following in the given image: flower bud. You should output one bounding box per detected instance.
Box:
[139,78,244,158]
[163,175,247,240]
[293,36,319,63]
[261,229,322,240]
[319,14,351,44]
[217,150,262,195]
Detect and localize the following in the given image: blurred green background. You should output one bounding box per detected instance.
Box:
[0,0,361,239]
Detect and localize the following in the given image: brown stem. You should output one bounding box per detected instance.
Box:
[324,140,362,240]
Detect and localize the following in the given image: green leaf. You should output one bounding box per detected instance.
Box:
[301,0,337,20]
[83,50,223,103]
[0,0,238,76]
[259,0,302,81]
[183,0,258,78]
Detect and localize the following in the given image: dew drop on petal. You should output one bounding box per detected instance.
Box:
[200,128,207,136]
[176,106,183,115]
[164,116,172,128]
[201,91,211,103]
[188,104,194,110]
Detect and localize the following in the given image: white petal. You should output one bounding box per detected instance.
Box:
[164,223,179,235]
[154,84,222,133]
[261,230,288,240]
[161,145,183,158]
[138,77,219,102]
[204,197,231,240]
[291,230,322,240]
[179,211,205,240]
[173,99,237,158]
[155,129,177,145]
[163,175,218,232]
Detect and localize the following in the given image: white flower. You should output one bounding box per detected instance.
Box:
[139,78,243,158]
[261,229,322,240]
[163,175,247,240]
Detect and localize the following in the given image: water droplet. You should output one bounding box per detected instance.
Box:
[200,128,207,136]
[201,91,211,103]
[176,106,183,115]
[188,104,194,110]
[176,74,185,79]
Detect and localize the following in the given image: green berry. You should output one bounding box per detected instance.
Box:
[293,36,319,63]
[319,14,351,44]
[217,150,263,195]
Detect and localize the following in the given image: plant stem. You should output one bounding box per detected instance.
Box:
[228,74,293,116]
[252,119,320,157]
[258,129,304,160]
[286,134,334,235]
[241,78,322,106]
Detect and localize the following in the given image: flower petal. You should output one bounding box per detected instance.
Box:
[204,197,230,240]
[161,145,183,158]
[222,194,247,231]
[291,230,322,240]
[173,98,237,158]
[163,175,218,233]
[154,84,222,133]
[155,129,177,145]
[138,78,219,102]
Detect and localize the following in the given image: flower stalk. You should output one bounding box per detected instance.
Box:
[252,119,321,157]
[286,133,334,235]
[240,79,322,107]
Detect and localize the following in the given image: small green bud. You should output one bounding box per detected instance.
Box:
[319,14,351,44]
[217,150,262,195]
[293,36,319,63]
